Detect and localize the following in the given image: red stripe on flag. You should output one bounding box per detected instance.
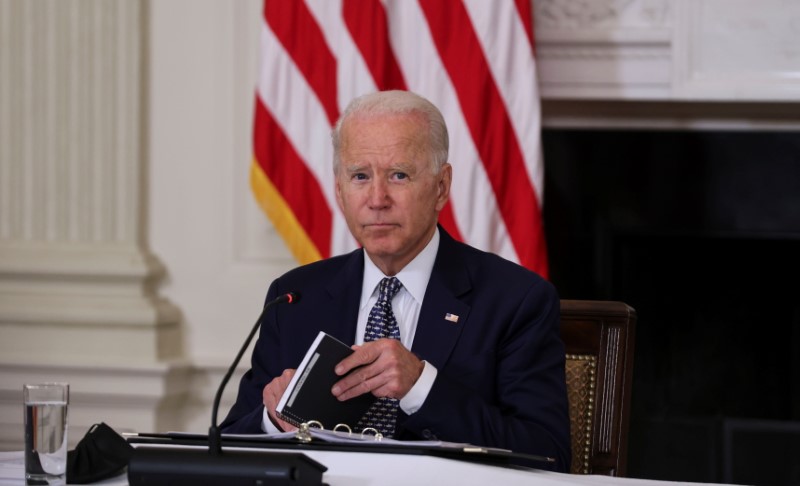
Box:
[253,96,332,258]
[264,0,339,126]
[343,0,407,90]
[419,0,547,275]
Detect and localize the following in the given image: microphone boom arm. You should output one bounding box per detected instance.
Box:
[209,292,299,454]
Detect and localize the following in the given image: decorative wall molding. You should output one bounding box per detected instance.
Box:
[538,45,670,61]
[0,361,192,450]
[535,0,670,29]
[0,359,245,450]
[0,0,183,450]
[541,99,800,130]
[0,0,143,244]
[534,0,673,100]
[672,0,800,101]
[534,0,800,104]
[0,0,180,354]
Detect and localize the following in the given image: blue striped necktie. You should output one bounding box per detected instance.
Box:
[357,276,402,437]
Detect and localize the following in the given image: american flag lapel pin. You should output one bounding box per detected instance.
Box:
[444,313,459,323]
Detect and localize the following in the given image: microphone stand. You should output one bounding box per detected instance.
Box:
[127,292,327,485]
[207,292,298,456]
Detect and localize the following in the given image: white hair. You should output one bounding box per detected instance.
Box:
[331,90,449,174]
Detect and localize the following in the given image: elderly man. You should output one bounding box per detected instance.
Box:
[222,90,570,471]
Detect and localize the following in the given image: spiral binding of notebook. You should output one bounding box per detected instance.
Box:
[276,409,383,440]
[278,420,557,467]
[291,421,385,443]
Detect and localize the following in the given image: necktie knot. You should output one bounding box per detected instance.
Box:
[377,277,402,305]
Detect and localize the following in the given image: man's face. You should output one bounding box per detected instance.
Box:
[335,113,451,275]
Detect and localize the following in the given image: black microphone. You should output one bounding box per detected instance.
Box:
[208,291,299,455]
[128,291,328,486]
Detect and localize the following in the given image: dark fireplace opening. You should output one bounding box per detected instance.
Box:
[542,128,800,485]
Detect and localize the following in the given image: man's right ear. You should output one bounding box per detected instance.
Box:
[334,178,345,211]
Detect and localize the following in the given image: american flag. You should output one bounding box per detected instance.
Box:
[250,0,548,277]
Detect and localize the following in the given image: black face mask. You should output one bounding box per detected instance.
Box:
[67,423,133,484]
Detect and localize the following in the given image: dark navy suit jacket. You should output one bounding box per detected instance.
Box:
[221,229,571,471]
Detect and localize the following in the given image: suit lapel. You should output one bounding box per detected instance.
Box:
[411,230,471,369]
[323,250,364,345]
[324,231,472,362]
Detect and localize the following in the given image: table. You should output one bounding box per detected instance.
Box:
[1,446,739,486]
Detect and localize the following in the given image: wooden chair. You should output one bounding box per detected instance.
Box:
[560,300,637,476]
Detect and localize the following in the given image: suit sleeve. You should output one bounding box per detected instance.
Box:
[400,280,571,472]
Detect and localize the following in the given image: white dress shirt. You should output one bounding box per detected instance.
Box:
[262,229,440,432]
[357,228,439,415]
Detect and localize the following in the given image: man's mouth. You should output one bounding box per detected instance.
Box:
[364,223,398,229]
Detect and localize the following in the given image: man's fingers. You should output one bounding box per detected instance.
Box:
[332,365,386,401]
[331,339,422,401]
[335,344,378,376]
[262,369,299,432]
[332,361,372,396]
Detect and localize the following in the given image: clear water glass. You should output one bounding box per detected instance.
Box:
[23,383,69,485]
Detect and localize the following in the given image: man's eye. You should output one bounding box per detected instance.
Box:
[393,172,408,180]
[352,173,368,181]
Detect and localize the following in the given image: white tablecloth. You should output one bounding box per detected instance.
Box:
[0,447,740,486]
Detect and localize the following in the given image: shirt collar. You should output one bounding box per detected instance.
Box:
[360,228,440,309]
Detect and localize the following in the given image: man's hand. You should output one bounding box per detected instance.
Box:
[331,338,424,401]
[262,369,298,431]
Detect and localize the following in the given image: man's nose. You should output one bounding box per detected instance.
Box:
[368,179,390,208]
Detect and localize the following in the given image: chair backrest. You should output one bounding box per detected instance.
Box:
[560,300,637,476]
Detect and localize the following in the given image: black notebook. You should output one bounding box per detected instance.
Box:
[275,331,376,430]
